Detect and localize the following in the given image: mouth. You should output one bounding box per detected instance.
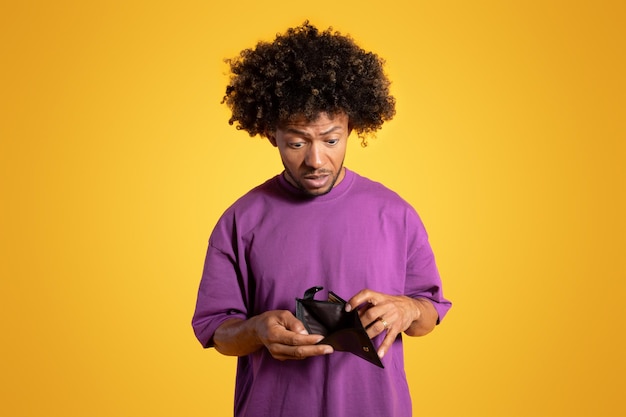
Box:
[302,173,331,189]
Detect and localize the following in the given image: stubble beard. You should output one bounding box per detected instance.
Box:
[283,162,344,197]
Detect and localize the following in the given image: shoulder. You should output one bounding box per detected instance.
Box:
[348,170,426,228]
[210,175,291,236]
[349,170,413,208]
[219,176,283,219]
[231,176,282,208]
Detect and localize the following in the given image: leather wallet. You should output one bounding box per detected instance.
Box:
[296,286,384,368]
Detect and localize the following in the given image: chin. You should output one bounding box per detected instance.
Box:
[304,186,333,197]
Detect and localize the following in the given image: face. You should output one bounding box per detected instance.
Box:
[268,112,350,197]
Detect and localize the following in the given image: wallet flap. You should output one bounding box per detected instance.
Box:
[295,286,384,368]
[320,328,383,368]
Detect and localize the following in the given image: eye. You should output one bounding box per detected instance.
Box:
[289,142,305,149]
[327,139,340,146]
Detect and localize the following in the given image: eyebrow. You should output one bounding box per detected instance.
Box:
[284,125,344,137]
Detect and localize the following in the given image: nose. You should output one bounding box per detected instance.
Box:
[304,142,324,169]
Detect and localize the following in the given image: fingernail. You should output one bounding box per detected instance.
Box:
[345,304,352,312]
[378,349,385,359]
[299,329,309,335]
[324,346,333,354]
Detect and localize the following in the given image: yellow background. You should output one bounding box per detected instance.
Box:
[1,1,624,416]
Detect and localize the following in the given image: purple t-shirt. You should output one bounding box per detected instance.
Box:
[193,169,451,417]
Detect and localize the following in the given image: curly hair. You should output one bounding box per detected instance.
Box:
[221,21,396,143]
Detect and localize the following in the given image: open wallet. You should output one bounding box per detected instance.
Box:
[295,286,384,368]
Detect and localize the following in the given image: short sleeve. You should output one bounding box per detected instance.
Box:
[192,230,249,348]
[404,210,452,323]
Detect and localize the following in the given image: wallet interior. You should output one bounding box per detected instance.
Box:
[296,286,384,368]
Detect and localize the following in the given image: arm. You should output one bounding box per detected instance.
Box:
[345,290,439,359]
[405,297,439,336]
[213,310,334,360]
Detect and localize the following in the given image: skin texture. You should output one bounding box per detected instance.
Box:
[346,290,439,359]
[267,112,348,196]
[212,113,439,361]
[213,289,438,361]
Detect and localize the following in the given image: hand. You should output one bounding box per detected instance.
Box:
[345,289,435,359]
[248,310,334,361]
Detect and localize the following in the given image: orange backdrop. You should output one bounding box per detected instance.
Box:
[1,1,625,416]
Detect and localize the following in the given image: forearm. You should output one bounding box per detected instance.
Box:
[405,298,439,337]
[213,317,264,357]
[212,310,331,359]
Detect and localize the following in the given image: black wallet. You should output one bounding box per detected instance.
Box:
[295,286,384,368]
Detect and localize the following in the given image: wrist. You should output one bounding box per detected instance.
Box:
[412,298,423,323]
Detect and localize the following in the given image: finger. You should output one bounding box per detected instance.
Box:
[275,311,312,336]
[361,303,396,330]
[345,289,379,312]
[272,329,325,347]
[365,317,388,339]
[376,330,398,359]
[285,319,310,336]
[269,343,334,361]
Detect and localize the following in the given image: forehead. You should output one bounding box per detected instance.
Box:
[279,112,349,130]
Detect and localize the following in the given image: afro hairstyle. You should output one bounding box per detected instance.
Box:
[221,21,396,143]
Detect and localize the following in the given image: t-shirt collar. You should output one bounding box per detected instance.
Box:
[278,168,354,202]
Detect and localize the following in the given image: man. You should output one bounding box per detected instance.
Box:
[192,22,451,417]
